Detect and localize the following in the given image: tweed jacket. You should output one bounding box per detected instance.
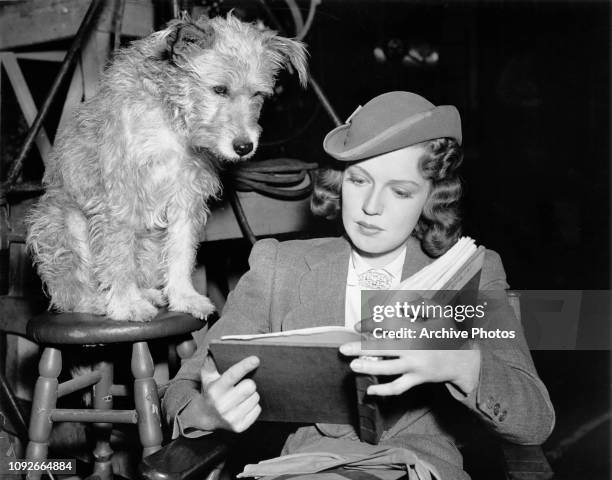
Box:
[163,236,555,479]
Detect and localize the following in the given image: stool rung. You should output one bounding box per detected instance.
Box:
[51,408,138,424]
[110,384,129,396]
[58,371,102,397]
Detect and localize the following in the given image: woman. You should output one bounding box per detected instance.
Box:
[163,91,555,479]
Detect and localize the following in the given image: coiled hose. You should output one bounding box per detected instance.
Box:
[225,158,319,245]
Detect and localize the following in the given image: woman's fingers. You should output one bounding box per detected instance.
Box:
[349,357,413,375]
[200,356,262,432]
[234,403,262,433]
[340,341,409,358]
[366,374,420,396]
[224,391,261,431]
[215,385,261,432]
[215,356,260,391]
[217,378,257,415]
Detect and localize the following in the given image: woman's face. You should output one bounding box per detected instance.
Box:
[341,145,431,267]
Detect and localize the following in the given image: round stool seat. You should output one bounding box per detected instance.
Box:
[27,308,208,345]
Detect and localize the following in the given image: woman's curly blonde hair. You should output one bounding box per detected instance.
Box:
[310,138,463,258]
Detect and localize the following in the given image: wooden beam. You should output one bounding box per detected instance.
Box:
[8,243,35,298]
[97,0,154,37]
[0,0,155,50]
[80,30,111,99]
[14,51,66,62]
[5,333,40,400]
[0,53,52,166]
[0,0,88,50]
[5,199,35,245]
[57,60,84,133]
[0,296,45,337]
[1,294,46,401]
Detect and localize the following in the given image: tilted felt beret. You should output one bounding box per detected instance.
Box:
[323,91,462,161]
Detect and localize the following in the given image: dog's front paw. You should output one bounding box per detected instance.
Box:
[141,288,168,307]
[107,295,158,322]
[168,291,216,320]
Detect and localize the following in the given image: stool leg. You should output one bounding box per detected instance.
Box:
[26,347,61,480]
[132,342,163,458]
[92,361,114,480]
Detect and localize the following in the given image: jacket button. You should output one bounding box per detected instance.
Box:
[493,403,500,415]
[499,410,507,422]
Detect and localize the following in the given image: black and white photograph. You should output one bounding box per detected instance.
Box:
[0,1,609,479]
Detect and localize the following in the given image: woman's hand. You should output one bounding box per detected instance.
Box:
[181,355,261,433]
[339,342,481,396]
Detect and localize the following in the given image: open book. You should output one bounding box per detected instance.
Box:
[367,237,486,319]
[209,237,485,443]
[399,236,483,291]
[219,237,485,342]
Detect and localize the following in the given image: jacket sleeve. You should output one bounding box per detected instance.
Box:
[162,238,279,437]
[446,249,555,445]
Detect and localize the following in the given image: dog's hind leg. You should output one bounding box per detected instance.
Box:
[136,232,168,308]
[26,193,105,314]
[65,208,107,314]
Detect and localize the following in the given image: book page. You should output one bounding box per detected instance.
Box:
[221,325,355,341]
[399,237,477,290]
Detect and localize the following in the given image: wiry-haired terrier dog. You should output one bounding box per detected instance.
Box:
[26,14,308,322]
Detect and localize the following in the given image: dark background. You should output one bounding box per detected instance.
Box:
[252,0,611,291]
[1,0,610,478]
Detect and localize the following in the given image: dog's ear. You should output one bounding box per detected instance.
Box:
[267,36,309,88]
[170,21,215,62]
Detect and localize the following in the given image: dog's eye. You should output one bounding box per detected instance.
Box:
[253,91,267,99]
[212,85,228,96]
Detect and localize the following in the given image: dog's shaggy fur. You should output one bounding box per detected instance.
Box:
[26,14,308,322]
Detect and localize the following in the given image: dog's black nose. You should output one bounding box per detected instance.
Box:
[233,141,253,156]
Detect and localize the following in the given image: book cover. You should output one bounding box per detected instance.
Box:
[210,329,361,425]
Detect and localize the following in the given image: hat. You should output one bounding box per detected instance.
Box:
[323,91,462,161]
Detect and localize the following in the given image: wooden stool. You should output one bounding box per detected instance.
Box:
[23,309,205,480]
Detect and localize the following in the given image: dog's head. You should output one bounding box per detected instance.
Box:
[153,13,308,162]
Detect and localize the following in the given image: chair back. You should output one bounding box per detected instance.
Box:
[506,290,521,324]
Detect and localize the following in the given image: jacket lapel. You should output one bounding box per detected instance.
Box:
[282,236,434,331]
[359,237,434,322]
[401,236,434,281]
[283,237,351,330]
